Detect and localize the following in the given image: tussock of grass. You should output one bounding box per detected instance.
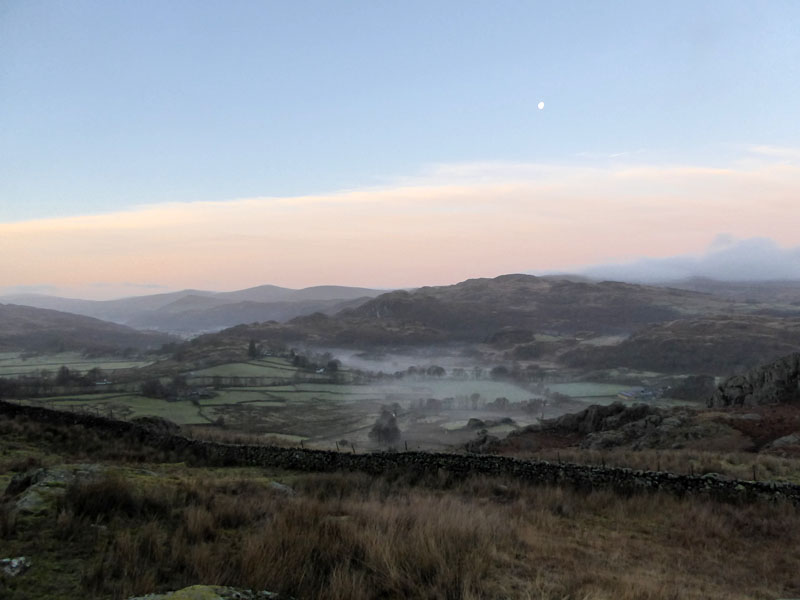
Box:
[26,471,796,600]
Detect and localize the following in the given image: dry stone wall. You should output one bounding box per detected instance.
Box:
[3,400,800,505]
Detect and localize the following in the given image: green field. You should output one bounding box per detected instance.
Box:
[14,358,637,450]
[188,358,298,378]
[26,394,211,425]
[0,351,152,377]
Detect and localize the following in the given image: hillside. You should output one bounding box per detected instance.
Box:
[3,403,800,599]
[0,304,176,354]
[561,315,800,374]
[198,273,771,349]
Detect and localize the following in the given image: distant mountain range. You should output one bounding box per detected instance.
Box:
[0,284,387,335]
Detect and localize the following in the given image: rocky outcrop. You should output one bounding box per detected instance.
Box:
[764,432,800,450]
[3,464,104,515]
[510,402,740,451]
[1,556,31,577]
[540,402,661,435]
[709,353,800,408]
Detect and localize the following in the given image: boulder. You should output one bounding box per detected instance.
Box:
[3,465,104,515]
[1,556,32,577]
[764,432,800,449]
[267,482,295,497]
[542,402,661,435]
[128,585,283,600]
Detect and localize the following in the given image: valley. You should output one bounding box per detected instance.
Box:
[3,274,800,599]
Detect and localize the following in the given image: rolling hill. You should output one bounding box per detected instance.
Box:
[0,303,177,354]
[195,274,780,348]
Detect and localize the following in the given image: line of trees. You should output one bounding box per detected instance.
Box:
[0,366,112,399]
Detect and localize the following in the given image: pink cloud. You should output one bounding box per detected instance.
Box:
[2,157,800,298]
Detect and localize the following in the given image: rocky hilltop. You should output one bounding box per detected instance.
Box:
[198,273,753,349]
[497,402,736,451]
[709,352,800,407]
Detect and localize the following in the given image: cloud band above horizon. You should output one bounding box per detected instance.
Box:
[2,153,800,299]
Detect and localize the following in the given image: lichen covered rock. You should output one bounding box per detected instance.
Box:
[128,585,283,600]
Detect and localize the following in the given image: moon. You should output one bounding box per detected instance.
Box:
[537,101,544,110]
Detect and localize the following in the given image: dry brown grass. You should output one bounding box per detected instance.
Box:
[0,412,198,465]
[3,411,800,599]
[0,500,16,538]
[48,471,800,600]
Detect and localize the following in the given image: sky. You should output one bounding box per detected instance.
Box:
[2,1,800,299]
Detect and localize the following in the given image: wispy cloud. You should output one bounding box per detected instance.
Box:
[0,284,59,297]
[2,153,800,297]
[578,236,800,282]
[748,145,800,162]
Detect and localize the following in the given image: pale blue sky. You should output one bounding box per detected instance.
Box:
[3,1,799,223]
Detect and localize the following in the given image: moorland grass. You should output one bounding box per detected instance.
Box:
[1,412,800,599]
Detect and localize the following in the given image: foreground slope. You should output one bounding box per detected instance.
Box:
[2,405,800,600]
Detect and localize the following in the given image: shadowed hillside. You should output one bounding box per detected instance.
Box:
[0,304,176,354]
[562,315,800,374]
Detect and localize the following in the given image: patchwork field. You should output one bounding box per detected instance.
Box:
[188,358,299,378]
[12,358,698,452]
[13,358,562,450]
